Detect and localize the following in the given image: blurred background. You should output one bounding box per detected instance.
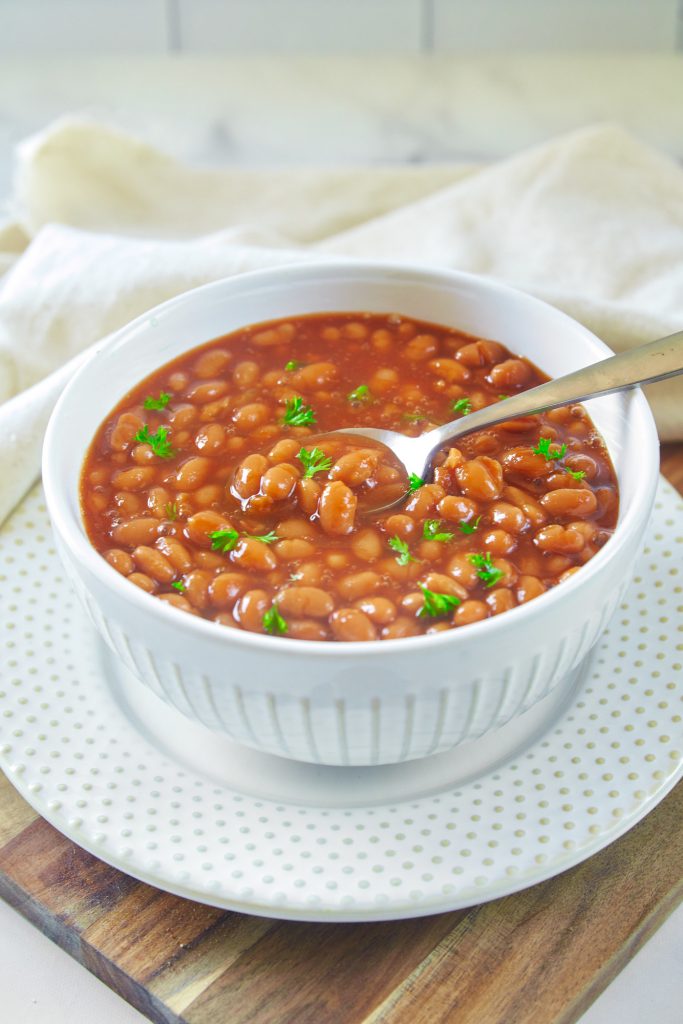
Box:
[0,0,682,202]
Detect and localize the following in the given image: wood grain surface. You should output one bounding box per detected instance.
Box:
[1,443,682,1024]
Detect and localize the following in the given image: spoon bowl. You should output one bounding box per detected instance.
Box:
[325,330,683,514]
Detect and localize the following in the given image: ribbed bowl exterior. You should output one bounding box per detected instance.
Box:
[56,532,635,765]
[43,263,659,767]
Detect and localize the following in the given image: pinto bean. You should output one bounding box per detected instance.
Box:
[337,571,382,601]
[488,358,532,389]
[175,457,212,491]
[112,466,157,492]
[330,608,378,642]
[261,464,299,500]
[231,538,278,572]
[485,588,516,615]
[292,361,337,388]
[517,575,546,604]
[184,510,235,547]
[405,483,445,517]
[233,403,270,431]
[502,448,554,481]
[328,450,379,487]
[540,488,598,518]
[455,457,503,501]
[193,348,231,378]
[233,360,260,387]
[455,340,507,367]
[112,517,161,547]
[297,477,322,516]
[351,528,382,562]
[156,536,194,573]
[277,586,335,618]
[233,454,269,499]
[104,549,135,576]
[319,481,357,536]
[194,423,228,456]
[353,597,397,625]
[132,545,176,583]
[127,572,156,593]
[384,514,418,540]
[534,524,585,554]
[380,616,421,639]
[488,501,528,533]
[234,589,270,632]
[110,412,143,451]
[427,358,471,383]
[454,600,488,626]
[209,572,249,608]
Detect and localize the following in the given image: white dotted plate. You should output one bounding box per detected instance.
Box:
[0,482,681,922]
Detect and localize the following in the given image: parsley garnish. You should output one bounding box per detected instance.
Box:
[423,519,455,543]
[134,424,175,459]
[143,391,171,411]
[348,384,370,403]
[209,527,278,551]
[498,394,510,401]
[388,536,417,566]
[408,473,425,491]
[263,603,288,636]
[403,411,426,423]
[459,515,481,535]
[452,397,471,416]
[171,580,186,592]
[165,502,178,521]
[533,437,567,462]
[251,531,278,544]
[284,360,299,372]
[468,551,505,588]
[298,446,333,479]
[533,436,586,480]
[418,585,461,618]
[283,396,316,426]
[208,528,240,552]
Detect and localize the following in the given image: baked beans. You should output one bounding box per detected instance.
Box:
[81,313,618,641]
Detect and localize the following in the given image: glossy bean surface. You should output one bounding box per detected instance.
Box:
[81,312,618,640]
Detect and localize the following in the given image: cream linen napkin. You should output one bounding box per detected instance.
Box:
[0,118,681,526]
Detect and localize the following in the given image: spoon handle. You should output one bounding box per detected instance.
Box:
[426,329,683,453]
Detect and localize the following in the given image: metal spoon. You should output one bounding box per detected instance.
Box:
[324,330,683,514]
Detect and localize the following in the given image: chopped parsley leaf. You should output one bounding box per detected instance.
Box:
[408,473,425,492]
[347,384,371,403]
[418,585,461,617]
[263,603,288,636]
[423,519,455,543]
[284,360,299,372]
[251,530,278,544]
[133,424,175,459]
[452,397,471,416]
[283,396,316,427]
[165,501,179,521]
[533,437,567,462]
[565,467,586,480]
[458,515,482,536]
[143,391,171,411]
[298,446,333,479]
[208,528,240,552]
[388,536,417,566]
[468,551,505,588]
[171,580,186,592]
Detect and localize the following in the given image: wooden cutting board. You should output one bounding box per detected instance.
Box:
[1,443,682,1024]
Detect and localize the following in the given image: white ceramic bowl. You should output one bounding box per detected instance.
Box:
[42,262,659,766]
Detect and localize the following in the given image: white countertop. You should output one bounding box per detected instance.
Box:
[0,52,681,1024]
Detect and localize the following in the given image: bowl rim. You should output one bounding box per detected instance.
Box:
[42,259,660,660]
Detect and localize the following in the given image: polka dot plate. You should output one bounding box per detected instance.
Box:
[0,482,681,922]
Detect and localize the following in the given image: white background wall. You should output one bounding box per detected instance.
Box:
[1,0,683,55]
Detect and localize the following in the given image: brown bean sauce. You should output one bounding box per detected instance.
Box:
[80,313,619,641]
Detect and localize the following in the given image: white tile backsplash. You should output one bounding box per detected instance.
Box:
[0,0,682,56]
[432,0,681,53]
[175,0,423,54]
[0,0,169,55]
